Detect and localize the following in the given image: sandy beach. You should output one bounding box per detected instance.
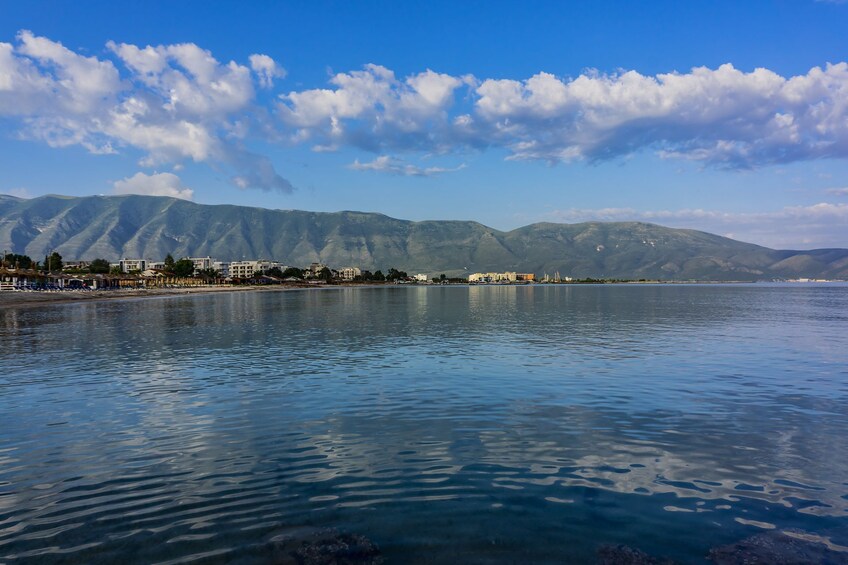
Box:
[0,285,293,308]
[0,282,413,308]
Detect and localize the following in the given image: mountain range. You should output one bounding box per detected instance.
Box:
[1,194,846,280]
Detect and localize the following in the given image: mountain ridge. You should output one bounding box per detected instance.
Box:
[0,193,846,280]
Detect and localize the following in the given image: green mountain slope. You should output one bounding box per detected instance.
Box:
[0,194,846,280]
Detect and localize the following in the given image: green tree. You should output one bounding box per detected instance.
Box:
[3,253,33,270]
[89,258,111,274]
[266,267,284,278]
[109,265,123,275]
[164,253,176,273]
[318,266,333,281]
[282,267,303,279]
[173,258,195,278]
[43,251,63,273]
[372,270,385,282]
[386,268,407,281]
[197,267,220,281]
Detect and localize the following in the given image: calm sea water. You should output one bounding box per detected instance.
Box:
[1,284,847,563]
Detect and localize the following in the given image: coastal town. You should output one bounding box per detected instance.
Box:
[0,252,541,291]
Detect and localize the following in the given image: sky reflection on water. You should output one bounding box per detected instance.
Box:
[1,284,847,563]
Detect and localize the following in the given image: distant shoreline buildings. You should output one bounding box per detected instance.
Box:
[112,256,548,286]
[3,251,841,291]
[3,250,600,291]
[1,251,479,290]
[12,251,699,293]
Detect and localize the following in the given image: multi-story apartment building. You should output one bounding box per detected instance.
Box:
[119,258,147,273]
[468,272,536,283]
[308,262,328,276]
[213,261,230,278]
[189,257,215,271]
[229,260,284,279]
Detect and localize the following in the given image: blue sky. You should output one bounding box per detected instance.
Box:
[1,0,847,248]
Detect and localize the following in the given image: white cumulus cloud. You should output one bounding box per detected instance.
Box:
[278,65,467,152]
[475,63,848,167]
[0,31,292,192]
[6,30,848,194]
[113,172,194,200]
[106,41,255,117]
[249,54,285,88]
[277,60,848,169]
[10,30,123,115]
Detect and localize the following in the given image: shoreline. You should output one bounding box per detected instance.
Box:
[0,283,404,308]
[0,285,282,308]
[2,280,845,309]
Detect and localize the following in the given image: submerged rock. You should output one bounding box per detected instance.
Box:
[597,544,676,564]
[239,527,383,565]
[708,529,848,564]
[292,531,383,565]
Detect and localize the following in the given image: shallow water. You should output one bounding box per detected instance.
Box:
[1,284,847,563]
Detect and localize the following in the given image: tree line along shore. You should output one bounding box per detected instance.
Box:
[4,251,783,300]
[1,251,475,293]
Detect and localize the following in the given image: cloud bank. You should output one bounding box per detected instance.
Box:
[0,31,291,192]
[4,30,848,187]
[279,61,848,169]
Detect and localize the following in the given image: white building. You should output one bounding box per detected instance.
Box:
[339,267,362,280]
[259,261,285,274]
[468,272,505,283]
[189,256,215,271]
[213,261,230,278]
[119,258,147,273]
[414,273,429,282]
[229,260,259,279]
[468,271,535,283]
[229,260,284,279]
[308,262,328,275]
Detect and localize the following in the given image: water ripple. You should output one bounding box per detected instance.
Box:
[1,284,847,562]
